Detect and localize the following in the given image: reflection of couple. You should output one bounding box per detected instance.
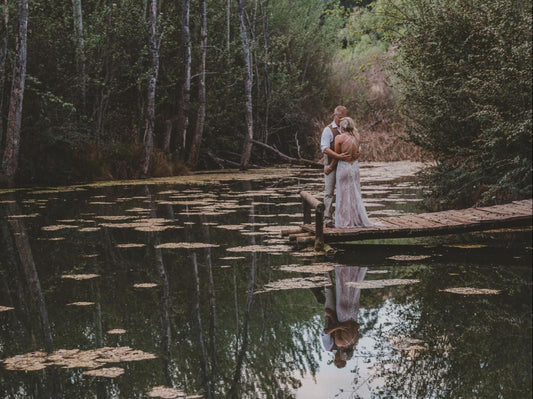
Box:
[320,266,366,368]
[321,105,372,229]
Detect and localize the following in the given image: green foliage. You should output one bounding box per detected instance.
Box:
[389,0,532,206]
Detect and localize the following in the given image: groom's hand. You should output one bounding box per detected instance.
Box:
[338,152,351,161]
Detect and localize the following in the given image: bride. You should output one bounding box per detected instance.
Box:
[325,117,372,228]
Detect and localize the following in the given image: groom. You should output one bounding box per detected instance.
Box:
[320,105,350,228]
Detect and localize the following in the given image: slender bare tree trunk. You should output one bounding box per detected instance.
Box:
[188,0,207,168]
[71,0,86,111]
[176,0,191,158]
[238,0,254,169]
[0,0,9,147]
[226,0,231,60]
[260,0,270,143]
[1,0,28,186]
[141,0,160,177]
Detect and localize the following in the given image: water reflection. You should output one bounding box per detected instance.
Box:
[320,267,366,369]
[0,164,531,398]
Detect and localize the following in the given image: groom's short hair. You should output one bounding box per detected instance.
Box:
[334,105,347,116]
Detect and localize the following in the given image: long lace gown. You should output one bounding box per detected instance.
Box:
[334,138,372,228]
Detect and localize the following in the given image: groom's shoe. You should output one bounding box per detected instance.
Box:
[325,221,335,228]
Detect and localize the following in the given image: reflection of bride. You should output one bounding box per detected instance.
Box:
[321,266,367,368]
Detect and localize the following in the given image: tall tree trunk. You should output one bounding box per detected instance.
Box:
[260,0,270,143]
[238,0,254,169]
[176,0,191,158]
[71,0,86,111]
[188,0,207,168]
[141,0,160,177]
[226,0,231,61]
[0,0,9,147]
[1,0,28,186]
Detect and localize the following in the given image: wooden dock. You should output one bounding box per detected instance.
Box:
[294,192,532,249]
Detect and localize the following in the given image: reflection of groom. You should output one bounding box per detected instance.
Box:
[321,266,366,368]
[320,105,350,228]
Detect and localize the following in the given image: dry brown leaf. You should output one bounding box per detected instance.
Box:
[83,367,125,378]
[0,305,15,312]
[278,263,335,274]
[155,242,219,249]
[116,243,146,248]
[439,287,501,295]
[147,386,186,398]
[256,276,331,294]
[107,329,127,335]
[387,255,431,261]
[133,283,158,288]
[61,274,100,280]
[345,279,420,289]
[226,244,292,253]
[67,301,95,306]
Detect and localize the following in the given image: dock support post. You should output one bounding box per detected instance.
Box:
[302,197,312,225]
[315,203,324,252]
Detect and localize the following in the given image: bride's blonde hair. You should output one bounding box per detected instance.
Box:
[339,117,360,140]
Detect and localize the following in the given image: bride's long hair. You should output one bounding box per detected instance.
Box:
[339,117,360,141]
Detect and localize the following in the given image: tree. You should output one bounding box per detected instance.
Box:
[238,0,254,169]
[175,0,191,158]
[141,0,161,177]
[188,0,207,168]
[1,0,28,185]
[390,0,532,206]
[71,0,86,111]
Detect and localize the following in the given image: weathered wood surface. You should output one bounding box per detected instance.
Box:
[301,199,532,243]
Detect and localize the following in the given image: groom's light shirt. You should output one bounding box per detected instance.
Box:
[320,122,340,165]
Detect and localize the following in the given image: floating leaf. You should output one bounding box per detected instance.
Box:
[256,276,331,293]
[83,367,124,378]
[78,227,101,232]
[42,224,78,231]
[8,213,40,219]
[116,243,146,248]
[345,279,420,289]
[387,255,431,261]
[214,224,246,230]
[366,270,390,274]
[67,301,95,306]
[81,254,98,258]
[226,244,291,253]
[147,386,186,398]
[107,329,127,335]
[133,283,158,288]
[61,274,100,280]
[0,305,15,312]
[155,242,219,249]
[279,263,335,274]
[445,244,488,249]
[439,287,501,295]
[219,256,245,260]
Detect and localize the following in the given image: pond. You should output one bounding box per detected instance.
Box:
[0,162,531,398]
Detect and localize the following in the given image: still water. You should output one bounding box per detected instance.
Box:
[0,162,531,398]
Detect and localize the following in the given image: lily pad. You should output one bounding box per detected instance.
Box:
[133,283,158,288]
[147,386,186,398]
[67,302,95,306]
[83,367,125,378]
[256,276,331,294]
[439,287,501,295]
[116,243,146,248]
[61,274,100,280]
[345,279,420,289]
[279,263,335,274]
[107,329,127,335]
[155,242,219,249]
[0,305,15,312]
[226,244,292,253]
[387,255,431,261]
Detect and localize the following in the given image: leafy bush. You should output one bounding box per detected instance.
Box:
[390,0,532,207]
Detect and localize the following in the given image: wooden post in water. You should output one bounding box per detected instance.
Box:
[300,191,325,252]
[315,203,324,251]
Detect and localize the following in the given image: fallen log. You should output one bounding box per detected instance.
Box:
[251,139,322,168]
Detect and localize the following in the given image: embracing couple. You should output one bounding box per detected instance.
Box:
[320,105,372,229]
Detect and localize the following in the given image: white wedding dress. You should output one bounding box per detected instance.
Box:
[334,137,372,228]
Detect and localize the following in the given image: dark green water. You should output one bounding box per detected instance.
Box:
[0,163,531,398]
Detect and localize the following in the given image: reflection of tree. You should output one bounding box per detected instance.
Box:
[1,198,53,351]
[366,265,532,398]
